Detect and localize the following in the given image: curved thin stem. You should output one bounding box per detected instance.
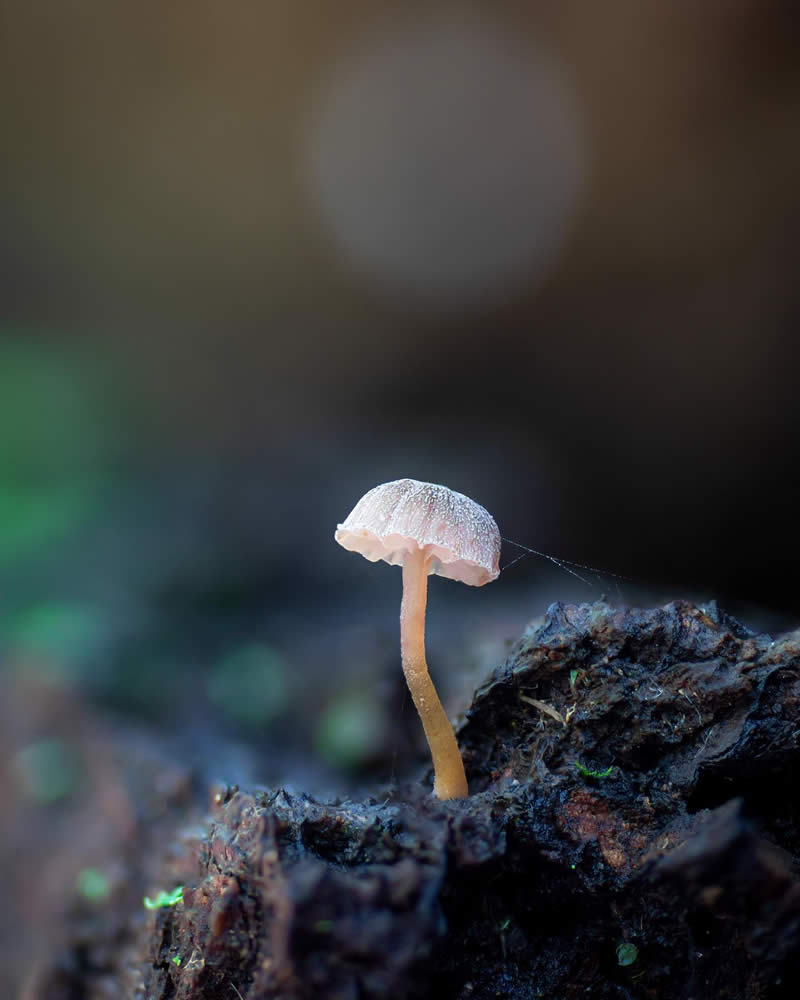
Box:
[400,547,468,799]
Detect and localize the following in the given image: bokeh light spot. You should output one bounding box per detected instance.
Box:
[304,13,585,310]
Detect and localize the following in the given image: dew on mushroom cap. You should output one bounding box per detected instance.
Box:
[335,479,501,799]
[335,478,501,586]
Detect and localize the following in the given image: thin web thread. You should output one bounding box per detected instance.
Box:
[500,537,632,589]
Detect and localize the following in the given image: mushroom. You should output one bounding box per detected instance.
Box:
[335,479,501,799]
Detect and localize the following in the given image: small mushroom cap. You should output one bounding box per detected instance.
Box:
[335,479,501,586]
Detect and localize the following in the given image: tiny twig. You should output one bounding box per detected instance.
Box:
[520,694,567,728]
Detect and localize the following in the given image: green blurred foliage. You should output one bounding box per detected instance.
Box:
[314,691,384,769]
[206,643,289,728]
[0,336,121,691]
[76,867,111,903]
[11,739,81,804]
[3,602,107,670]
[0,483,96,565]
[0,336,106,568]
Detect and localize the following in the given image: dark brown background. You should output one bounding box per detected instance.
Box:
[3,0,798,631]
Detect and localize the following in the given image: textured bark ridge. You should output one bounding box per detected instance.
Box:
[29,601,800,999]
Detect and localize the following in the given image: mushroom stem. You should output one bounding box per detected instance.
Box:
[400,547,468,799]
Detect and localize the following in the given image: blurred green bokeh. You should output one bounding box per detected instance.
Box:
[0,335,121,690]
[3,602,107,669]
[11,738,81,804]
[206,643,290,728]
[314,691,385,769]
[0,336,106,568]
[0,483,96,566]
[76,867,111,903]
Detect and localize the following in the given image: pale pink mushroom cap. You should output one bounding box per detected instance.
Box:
[335,479,501,586]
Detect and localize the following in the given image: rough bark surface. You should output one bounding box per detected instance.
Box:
[25,601,800,999]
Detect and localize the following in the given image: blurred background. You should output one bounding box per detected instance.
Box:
[1,1,799,991]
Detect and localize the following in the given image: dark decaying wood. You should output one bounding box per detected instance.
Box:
[25,601,800,999]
